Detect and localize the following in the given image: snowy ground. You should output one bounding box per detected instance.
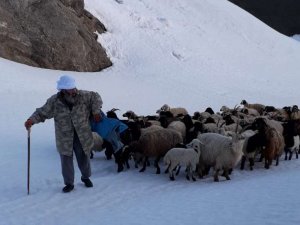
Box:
[0,0,300,225]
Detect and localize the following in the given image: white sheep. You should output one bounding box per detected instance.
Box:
[156,104,188,117]
[163,139,202,181]
[92,132,104,152]
[241,100,265,115]
[197,132,244,181]
[167,120,186,142]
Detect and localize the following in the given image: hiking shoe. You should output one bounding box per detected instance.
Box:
[62,184,74,193]
[81,178,93,188]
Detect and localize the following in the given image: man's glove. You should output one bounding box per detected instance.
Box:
[24,119,33,130]
[93,114,102,123]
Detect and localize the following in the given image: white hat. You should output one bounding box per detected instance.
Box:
[57,75,76,90]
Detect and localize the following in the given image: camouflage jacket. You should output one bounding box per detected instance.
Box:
[29,90,102,156]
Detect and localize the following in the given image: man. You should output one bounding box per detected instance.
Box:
[24,75,102,193]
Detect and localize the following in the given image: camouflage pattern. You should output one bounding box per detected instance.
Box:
[29,90,102,156]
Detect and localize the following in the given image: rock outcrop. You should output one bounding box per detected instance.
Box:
[0,0,112,72]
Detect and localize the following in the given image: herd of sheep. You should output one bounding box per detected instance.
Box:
[91,100,300,182]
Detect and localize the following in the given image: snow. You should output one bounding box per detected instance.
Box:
[0,0,300,224]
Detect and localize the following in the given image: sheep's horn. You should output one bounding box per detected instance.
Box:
[111,108,120,112]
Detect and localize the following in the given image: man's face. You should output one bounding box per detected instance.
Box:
[62,88,77,97]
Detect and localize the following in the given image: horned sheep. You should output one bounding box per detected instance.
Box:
[197,132,244,181]
[198,133,244,181]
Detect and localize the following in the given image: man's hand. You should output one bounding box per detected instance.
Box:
[93,114,102,123]
[24,119,33,130]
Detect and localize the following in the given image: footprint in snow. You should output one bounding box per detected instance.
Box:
[172,51,184,61]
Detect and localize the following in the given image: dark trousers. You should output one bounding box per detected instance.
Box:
[60,132,91,185]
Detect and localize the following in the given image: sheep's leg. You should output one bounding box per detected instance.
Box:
[205,166,210,175]
[139,157,148,172]
[164,163,170,174]
[276,155,280,166]
[223,169,231,180]
[191,166,197,181]
[289,151,293,160]
[169,164,175,181]
[90,151,94,159]
[175,166,181,176]
[169,171,175,181]
[186,166,190,181]
[284,148,288,160]
[125,160,130,169]
[240,155,246,170]
[296,151,299,159]
[265,158,270,169]
[259,152,264,162]
[154,157,161,174]
[214,169,220,182]
[249,158,254,170]
[168,163,177,181]
[191,174,196,181]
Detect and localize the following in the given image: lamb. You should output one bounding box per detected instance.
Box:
[240,100,265,115]
[156,104,188,117]
[123,128,183,174]
[197,132,244,181]
[164,139,202,181]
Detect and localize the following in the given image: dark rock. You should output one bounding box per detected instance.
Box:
[0,0,112,72]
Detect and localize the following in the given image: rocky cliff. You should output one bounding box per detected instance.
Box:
[0,0,112,72]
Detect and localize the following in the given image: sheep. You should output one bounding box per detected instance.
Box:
[92,132,104,152]
[167,121,186,142]
[290,105,300,120]
[240,100,265,115]
[197,132,244,181]
[282,120,300,160]
[163,139,202,181]
[122,110,139,120]
[252,117,285,169]
[253,117,284,134]
[240,107,260,117]
[240,130,264,170]
[122,128,183,174]
[106,108,120,119]
[156,104,188,117]
[284,135,299,160]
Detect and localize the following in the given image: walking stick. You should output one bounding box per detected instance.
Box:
[27,128,31,195]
